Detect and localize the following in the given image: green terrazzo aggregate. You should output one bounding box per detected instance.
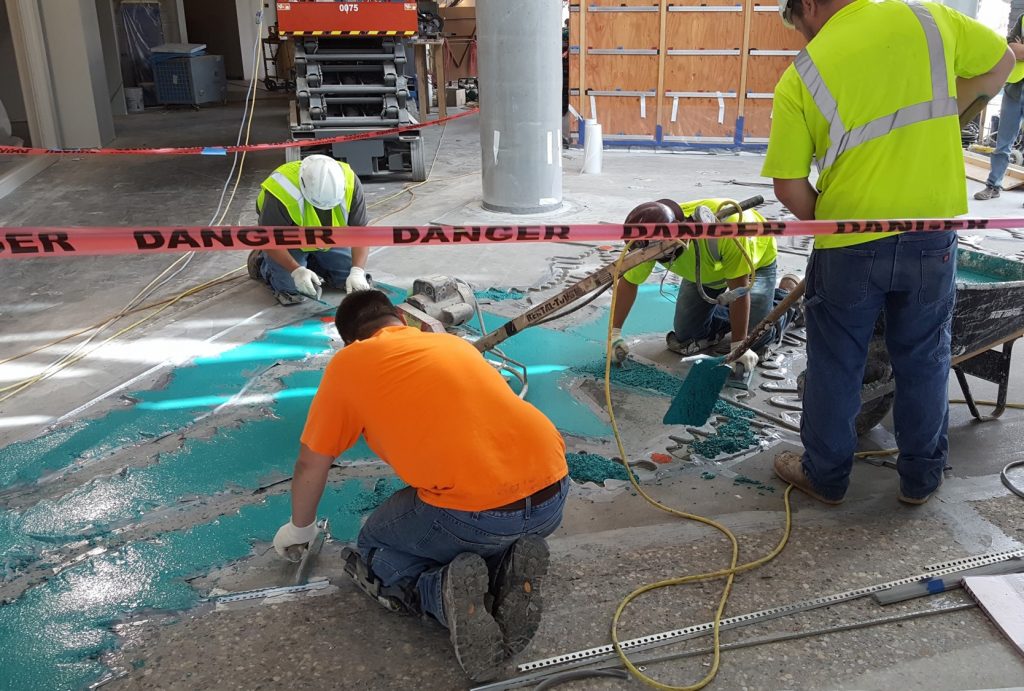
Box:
[566,453,630,484]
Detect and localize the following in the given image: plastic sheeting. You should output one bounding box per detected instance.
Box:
[117,1,164,88]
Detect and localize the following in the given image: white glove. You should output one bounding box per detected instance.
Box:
[273,520,319,562]
[611,328,629,365]
[730,342,759,373]
[290,266,323,300]
[345,266,371,293]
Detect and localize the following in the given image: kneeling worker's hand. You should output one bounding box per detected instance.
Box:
[345,266,371,293]
[291,266,323,300]
[274,520,318,562]
[610,328,630,365]
[730,343,759,373]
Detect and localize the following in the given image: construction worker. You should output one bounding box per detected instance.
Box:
[765,0,1013,505]
[974,12,1024,201]
[247,154,372,305]
[610,199,797,371]
[272,290,569,681]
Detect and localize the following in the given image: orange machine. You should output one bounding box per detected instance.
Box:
[280,2,438,180]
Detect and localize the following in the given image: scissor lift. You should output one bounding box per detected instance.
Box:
[277,1,427,180]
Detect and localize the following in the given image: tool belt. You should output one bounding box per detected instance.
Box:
[490,478,563,512]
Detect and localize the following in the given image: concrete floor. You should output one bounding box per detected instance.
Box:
[1,91,1024,691]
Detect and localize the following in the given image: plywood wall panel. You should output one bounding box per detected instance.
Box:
[665,55,741,92]
[746,55,793,93]
[661,97,737,138]
[587,12,660,49]
[593,96,657,137]
[588,55,659,90]
[742,99,773,138]
[665,11,744,49]
[748,7,806,51]
[590,0,660,7]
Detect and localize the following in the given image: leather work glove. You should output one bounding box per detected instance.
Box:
[345,266,371,293]
[730,342,759,373]
[290,266,323,300]
[611,328,630,366]
[273,520,319,562]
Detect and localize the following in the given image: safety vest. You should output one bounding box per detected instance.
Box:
[1009,15,1024,84]
[794,1,957,175]
[256,160,356,252]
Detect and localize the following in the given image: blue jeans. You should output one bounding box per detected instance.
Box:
[987,85,1024,188]
[801,232,957,501]
[674,261,785,351]
[259,248,353,295]
[356,478,569,627]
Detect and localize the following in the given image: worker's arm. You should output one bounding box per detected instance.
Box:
[773,178,818,221]
[348,176,369,271]
[726,276,751,343]
[957,47,1015,120]
[259,196,303,272]
[272,444,335,559]
[290,444,335,527]
[611,279,638,330]
[1011,43,1024,61]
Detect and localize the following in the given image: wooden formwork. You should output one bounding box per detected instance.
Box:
[568,0,804,146]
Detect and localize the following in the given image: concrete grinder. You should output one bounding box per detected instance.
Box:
[396,275,476,334]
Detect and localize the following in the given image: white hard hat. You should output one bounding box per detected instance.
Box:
[299,154,347,210]
[778,0,795,28]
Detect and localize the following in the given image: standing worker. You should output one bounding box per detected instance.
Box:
[765,0,1013,504]
[272,290,570,681]
[974,11,1024,201]
[247,154,372,305]
[610,199,798,371]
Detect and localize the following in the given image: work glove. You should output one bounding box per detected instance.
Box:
[730,342,759,373]
[273,520,319,562]
[345,266,371,293]
[291,266,323,300]
[611,328,630,365]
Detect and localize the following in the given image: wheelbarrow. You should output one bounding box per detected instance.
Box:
[841,247,1024,430]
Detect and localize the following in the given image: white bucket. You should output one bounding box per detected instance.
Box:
[125,87,144,114]
[582,119,603,175]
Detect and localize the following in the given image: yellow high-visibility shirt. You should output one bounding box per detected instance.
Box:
[761,0,1006,249]
[624,199,777,288]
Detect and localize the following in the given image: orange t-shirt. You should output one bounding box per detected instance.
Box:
[301,326,568,511]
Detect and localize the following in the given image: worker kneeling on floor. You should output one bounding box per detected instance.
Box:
[610,198,799,371]
[273,290,570,681]
[248,154,373,305]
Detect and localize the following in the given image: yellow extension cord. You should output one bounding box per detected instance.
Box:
[604,241,795,690]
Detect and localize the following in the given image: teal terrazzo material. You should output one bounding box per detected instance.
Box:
[732,474,776,493]
[571,359,683,397]
[690,401,758,458]
[474,288,525,302]
[663,357,730,427]
[566,452,630,484]
[955,268,1003,284]
[346,477,408,514]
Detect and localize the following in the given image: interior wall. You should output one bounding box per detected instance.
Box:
[235,0,265,81]
[0,0,29,141]
[182,0,243,78]
[39,0,115,147]
[96,0,126,116]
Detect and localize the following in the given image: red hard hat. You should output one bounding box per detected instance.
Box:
[623,199,685,224]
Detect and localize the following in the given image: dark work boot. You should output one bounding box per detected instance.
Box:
[493,535,550,656]
[246,250,264,280]
[974,185,1000,200]
[442,553,506,681]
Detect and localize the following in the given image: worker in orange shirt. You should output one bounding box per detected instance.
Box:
[272,290,570,682]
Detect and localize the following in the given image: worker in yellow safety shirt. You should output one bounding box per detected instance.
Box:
[247,154,372,306]
[610,198,800,374]
[764,0,1013,506]
[974,11,1024,201]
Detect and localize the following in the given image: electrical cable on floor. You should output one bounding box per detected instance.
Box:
[1001,459,1024,499]
[603,242,796,691]
[0,14,266,403]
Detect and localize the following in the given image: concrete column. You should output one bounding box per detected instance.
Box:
[939,0,978,19]
[4,0,59,148]
[38,0,115,147]
[478,0,563,214]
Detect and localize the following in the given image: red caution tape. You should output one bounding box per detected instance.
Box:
[0,109,479,157]
[0,217,1001,259]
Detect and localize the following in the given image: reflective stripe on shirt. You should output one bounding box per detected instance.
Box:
[795,1,958,173]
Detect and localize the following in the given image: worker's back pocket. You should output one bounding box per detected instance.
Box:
[918,235,957,305]
[813,246,875,309]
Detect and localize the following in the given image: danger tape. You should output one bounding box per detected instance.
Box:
[0,109,479,157]
[0,217,1004,258]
